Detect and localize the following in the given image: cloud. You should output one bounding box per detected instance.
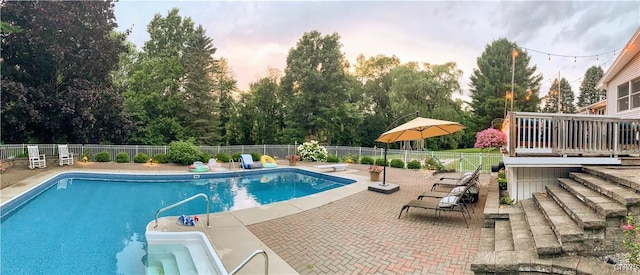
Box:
[115,1,638,96]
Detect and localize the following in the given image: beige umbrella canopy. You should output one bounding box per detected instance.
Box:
[376,117,466,143]
[374,117,465,187]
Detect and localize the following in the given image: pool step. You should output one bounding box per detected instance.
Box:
[185,241,218,274]
[146,245,198,275]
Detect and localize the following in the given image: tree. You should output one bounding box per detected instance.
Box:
[469,38,542,131]
[577,66,606,107]
[123,8,220,145]
[246,69,283,145]
[279,30,353,144]
[214,58,239,145]
[1,1,132,143]
[542,78,576,113]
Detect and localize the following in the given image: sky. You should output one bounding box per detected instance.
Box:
[114,1,640,102]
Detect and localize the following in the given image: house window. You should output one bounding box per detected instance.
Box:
[618,82,629,112]
[632,78,640,109]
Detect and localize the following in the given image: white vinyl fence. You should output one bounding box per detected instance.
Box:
[0,144,502,173]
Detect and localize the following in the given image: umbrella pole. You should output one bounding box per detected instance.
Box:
[382,143,388,186]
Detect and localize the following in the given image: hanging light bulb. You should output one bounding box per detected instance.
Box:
[574,56,577,63]
[548,54,551,61]
[596,55,599,61]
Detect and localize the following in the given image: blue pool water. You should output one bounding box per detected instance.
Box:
[0,169,355,274]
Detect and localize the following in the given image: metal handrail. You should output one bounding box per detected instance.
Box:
[229,250,268,275]
[154,193,210,228]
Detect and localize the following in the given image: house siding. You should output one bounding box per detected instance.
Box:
[606,50,640,118]
[507,166,581,202]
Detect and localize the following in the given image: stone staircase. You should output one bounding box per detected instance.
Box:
[472,165,640,274]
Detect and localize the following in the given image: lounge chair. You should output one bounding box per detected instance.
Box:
[430,164,482,191]
[420,171,480,202]
[240,154,262,169]
[398,183,474,228]
[207,158,227,171]
[27,145,46,169]
[58,144,74,166]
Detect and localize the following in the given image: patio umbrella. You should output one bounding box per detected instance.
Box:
[375,117,466,186]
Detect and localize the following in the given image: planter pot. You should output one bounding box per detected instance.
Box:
[288,160,297,166]
[369,172,381,181]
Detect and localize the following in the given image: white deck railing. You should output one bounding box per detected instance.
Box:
[504,112,640,157]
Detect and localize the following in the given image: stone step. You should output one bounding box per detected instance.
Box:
[508,212,536,253]
[560,175,631,217]
[494,220,514,251]
[520,199,562,256]
[544,184,606,229]
[569,172,640,206]
[532,192,584,245]
[581,166,640,192]
[479,228,495,252]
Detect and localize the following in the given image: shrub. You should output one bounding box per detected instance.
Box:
[153,153,169,164]
[474,128,507,151]
[81,152,93,162]
[326,155,340,163]
[116,152,130,163]
[500,196,514,205]
[374,158,387,166]
[622,213,640,267]
[497,168,508,190]
[133,153,149,163]
[390,159,404,168]
[342,155,358,164]
[214,153,230,163]
[168,140,200,165]
[231,153,242,162]
[199,152,212,162]
[95,151,111,162]
[297,140,328,161]
[250,152,260,161]
[360,156,374,165]
[424,157,444,171]
[407,160,422,169]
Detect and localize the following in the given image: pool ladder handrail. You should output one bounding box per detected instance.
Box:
[229,249,269,275]
[154,193,210,228]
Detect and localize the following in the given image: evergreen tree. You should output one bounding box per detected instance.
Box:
[542,78,576,113]
[469,38,542,131]
[577,66,606,107]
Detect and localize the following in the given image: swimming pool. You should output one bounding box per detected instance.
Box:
[0,168,355,274]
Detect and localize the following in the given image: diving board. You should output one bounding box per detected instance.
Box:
[314,164,348,172]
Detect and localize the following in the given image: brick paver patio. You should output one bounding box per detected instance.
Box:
[1,161,489,274]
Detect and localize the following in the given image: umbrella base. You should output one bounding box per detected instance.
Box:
[368,183,400,194]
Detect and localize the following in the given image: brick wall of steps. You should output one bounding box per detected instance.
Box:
[472,165,640,274]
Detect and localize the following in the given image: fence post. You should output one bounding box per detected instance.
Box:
[459,153,463,172]
[404,150,408,168]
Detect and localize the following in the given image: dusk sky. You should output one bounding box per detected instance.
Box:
[114,1,639,102]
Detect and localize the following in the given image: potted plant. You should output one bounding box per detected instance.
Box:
[286,154,301,166]
[367,165,383,181]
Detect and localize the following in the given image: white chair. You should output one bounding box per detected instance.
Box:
[27,145,46,169]
[58,144,74,166]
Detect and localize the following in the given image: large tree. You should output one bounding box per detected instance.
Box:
[123,8,220,145]
[577,66,606,107]
[1,0,132,143]
[542,78,576,113]
[469,38,542,131]
[279,30,355,144]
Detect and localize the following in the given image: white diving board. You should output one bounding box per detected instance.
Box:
[313,164,348,172]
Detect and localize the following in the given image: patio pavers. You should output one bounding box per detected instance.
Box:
[1,161,489,274]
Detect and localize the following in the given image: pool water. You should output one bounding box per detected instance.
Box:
[0,169,354,274]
